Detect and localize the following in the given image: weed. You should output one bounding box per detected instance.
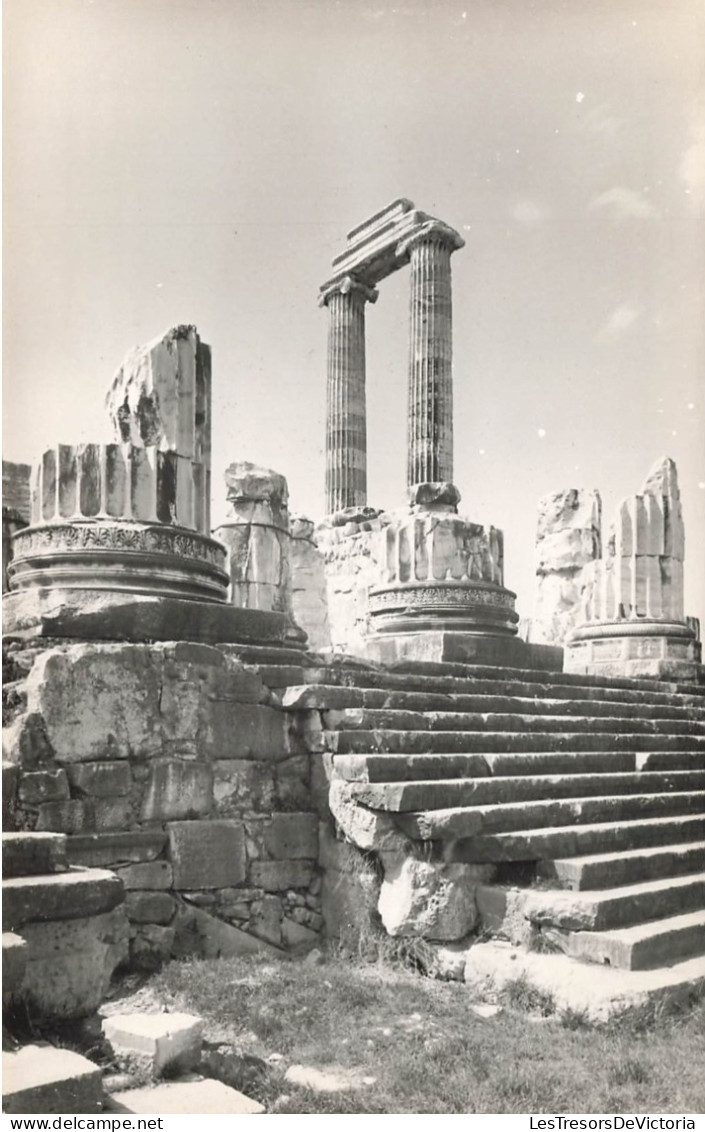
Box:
[608,1059,649,1087]
[503,974,556,1017]
[560,1007,591,1031]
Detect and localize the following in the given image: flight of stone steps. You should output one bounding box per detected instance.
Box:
[244,646,705,984]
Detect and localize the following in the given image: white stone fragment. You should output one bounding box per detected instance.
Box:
[102,1012,203,1076]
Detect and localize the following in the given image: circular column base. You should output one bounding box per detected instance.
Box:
[8,519,229,603]
[564,619,702,682]
[368,580,519,637]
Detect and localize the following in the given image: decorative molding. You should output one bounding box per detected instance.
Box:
[12,521,227,570]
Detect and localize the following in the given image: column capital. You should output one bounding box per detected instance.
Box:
[318,275,379,308]
[396,219,465,261]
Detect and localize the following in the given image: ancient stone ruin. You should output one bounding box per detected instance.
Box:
[2,203,704,1114]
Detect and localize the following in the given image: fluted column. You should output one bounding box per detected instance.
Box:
[399,222,464,489]
[320,275,378,514]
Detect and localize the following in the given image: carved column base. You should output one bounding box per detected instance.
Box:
[8,518,229,603]
[564,619,703,683]
[368,580,519,636]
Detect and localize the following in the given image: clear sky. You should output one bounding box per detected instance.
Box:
[4,0,704,625]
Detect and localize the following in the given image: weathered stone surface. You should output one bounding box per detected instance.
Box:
[125,892,176,925]
[36,799,88,833]
[328,778,410,853]
[108,1078,264,1115]
[280,916,320,950]
[171,902,284,959]
[2,761,19,828]
[250,894,283,945]
[103,1012,203,1076]
[18,906,129,1018]
[213,759,275,814]
[581,457,686,623]
[168,820,246,889]
[265,812,318,859]
[130,923,176,969]
[316,518,388,655]
[3,588,291,645]
[141,759,213,822]
[66,761,132,796]
[18,768,70,804]
[3,868,124,930]
[3,1046,104,1114]
[114,861,173,890]
[203,702,287,761]
[530,488,601,646]
[2,932,28,994]
[378,857,479,941]
[289,515,332,652]
[67,831,166,869]
[248,860,315,891]
[2,832,68,878]
[105,325,212,534]
[93,798,134,831]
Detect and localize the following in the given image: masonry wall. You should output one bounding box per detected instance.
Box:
[2,641,322,967]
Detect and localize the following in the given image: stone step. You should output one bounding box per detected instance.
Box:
[2,932,28,994]
[538,841,705,890]
[108,1078,265,1114]
[2,1045,104,1114]
[349,769,705,813]
[396,790,705,842]
[564,909,705,970]
[523,871,705,932]
[3,866,124,931]
[328,729,705,755]
[333,749,705,783]
[326,707,705,736]
[465,939,705,1020]
[450,813,705,863]
[304,661,705,699]
[2,832,68,878]
[290,682,705,718]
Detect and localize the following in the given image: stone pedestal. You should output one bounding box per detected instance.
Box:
[368,491,517,637]
[320,277,378,514]
[565,619,701,682]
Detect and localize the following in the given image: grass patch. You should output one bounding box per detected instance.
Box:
[106,952,705,1114]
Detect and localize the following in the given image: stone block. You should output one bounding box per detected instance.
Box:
[18,906,129,1019]
[2,831,68,878]
[3,868,125,931]
[130,923,176,969]
[265,812,318,859]
[115,860,173,890]
[168,820,246,889]
[36,799,88,833]
[67,831,166,869]
[125,891,176,925]
[213,759,275,814]
[2,761,19,828]
[103,1012,203,1076]
[18,768,70,805]
[248,860,315,891]
[171,902,284,959]
[24,645,162,763]
[280,917,320,950]
[3,1046,104,1114]
[250,894,282,945]
[93,798,134,831]
[67,761,132,796]
[378,857,479,942]
[108,1078,264,1114]
[2,932,28,994]
[203,702,286,761]
[141,759,213,822]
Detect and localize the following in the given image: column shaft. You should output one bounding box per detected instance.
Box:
[325,284,370,513]
[406,236,454,487]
